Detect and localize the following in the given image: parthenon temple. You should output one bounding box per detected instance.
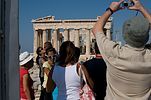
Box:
[32,16,113,61]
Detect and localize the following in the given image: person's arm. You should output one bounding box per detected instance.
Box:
[46,74,56,93]
[44,67,50,76]
[92,0,124,36]
[128,0,151,23]
[43,62,51,76]
[46,67,56,93]
[92,0,124,59]
[23,74,31,100]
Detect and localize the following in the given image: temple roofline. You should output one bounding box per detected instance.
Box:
[32,16,113,23]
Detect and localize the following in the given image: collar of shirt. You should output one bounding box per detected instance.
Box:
[125,44,145,51]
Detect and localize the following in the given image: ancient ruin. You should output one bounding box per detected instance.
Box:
[32,16,113,61]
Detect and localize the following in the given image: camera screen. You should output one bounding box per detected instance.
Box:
[124,2,128,7]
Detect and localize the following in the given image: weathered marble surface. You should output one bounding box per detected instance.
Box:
[28,63,41,100]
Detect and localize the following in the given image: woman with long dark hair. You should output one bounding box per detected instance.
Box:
[46,41,81,100]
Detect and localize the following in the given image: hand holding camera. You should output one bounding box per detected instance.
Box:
[109,0,143,13]
[128,0,144,11]
[121,0,144,12]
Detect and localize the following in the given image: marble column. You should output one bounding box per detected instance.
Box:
[47,29,51,42]
[86,29,90,56]
[64,29,69,42]
[74,29,80,47]
[43,29,47,46]
[58,32,62,49]
[53,29,58,51]
[37,31,40,47]
[106,29,111,40]
[70,30,75,42]
[39,30,43,47]
[33,29,38,61]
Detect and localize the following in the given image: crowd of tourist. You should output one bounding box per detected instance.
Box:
[19,0,151,100]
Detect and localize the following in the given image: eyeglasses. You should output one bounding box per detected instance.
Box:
[48,55,53,60]
[48,55,56,62]
[38,48,43,53]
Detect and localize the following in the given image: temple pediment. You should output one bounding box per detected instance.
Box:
[32,16,56,22]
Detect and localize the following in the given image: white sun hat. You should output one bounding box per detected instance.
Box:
[19,51,33,65]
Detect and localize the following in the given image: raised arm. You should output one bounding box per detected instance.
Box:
[129,0,151,23]
[92,0,124,36]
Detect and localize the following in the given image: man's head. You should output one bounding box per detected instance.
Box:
[123,16,150,48]
[44,41,53,51]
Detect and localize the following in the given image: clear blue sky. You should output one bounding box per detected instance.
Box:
[19,0,151,53]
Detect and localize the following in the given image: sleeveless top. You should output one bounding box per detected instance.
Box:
[20,67,34,99]
[52,63,81,100]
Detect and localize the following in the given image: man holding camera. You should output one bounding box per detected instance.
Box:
[93,0,151,100]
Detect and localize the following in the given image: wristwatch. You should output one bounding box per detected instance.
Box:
[106,7,114,15]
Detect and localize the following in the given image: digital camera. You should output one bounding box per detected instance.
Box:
[122,1,134,7]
